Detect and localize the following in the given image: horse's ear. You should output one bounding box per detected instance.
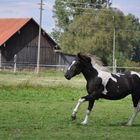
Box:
[77,53,91,63]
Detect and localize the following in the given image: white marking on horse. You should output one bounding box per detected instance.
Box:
[115,73,125,77]
[81,110,91,125]
[71,98,85,119]
[68,60,76,70]
[131,71,140,78]
[97,70,117,94]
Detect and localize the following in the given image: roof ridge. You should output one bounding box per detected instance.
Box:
[0,18,31,19]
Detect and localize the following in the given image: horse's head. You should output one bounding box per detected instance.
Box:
[64,53,91,80]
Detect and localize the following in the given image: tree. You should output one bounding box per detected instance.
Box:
[59,9,140,66]
[59,9,122,63]
[52,1,140,66]
[52,0,112,40]
[124,14,140,62]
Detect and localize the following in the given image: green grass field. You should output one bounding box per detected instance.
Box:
[0,71,140,140]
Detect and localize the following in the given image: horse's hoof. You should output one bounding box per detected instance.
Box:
[81,121,87,125]
[126,123,132,126]
[71,115,76,120]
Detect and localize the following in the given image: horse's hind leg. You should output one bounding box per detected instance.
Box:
[126,103,140,126]
[127,93,140,126]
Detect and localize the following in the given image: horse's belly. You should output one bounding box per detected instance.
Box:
[102,91,129,100]
[101,77,132,100]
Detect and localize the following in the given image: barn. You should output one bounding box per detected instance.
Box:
[0,18,65,70]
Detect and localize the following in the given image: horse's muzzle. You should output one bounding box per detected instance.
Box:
[64,73,71,80]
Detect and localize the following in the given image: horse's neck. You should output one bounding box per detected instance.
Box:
[82,66,98,81]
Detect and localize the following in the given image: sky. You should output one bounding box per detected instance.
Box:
[0,0,140,33]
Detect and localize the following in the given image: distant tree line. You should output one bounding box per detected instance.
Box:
[51,0,140,67]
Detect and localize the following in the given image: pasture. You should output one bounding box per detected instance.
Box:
[0,71,140,140]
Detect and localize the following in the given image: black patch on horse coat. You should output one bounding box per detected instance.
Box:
[103,73,132,100]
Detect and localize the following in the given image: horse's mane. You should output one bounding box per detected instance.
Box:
[88,54,110,72]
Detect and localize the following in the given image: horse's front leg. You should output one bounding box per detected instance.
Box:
[71,98,85,120]
[81,100,95,125]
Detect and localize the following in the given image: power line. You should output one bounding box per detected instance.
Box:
[59,2,127,17]
[61,0,115,11]
[61,1,96,6]
[59,0,140,19]
[61,0,110,7]
[67,10,126,17]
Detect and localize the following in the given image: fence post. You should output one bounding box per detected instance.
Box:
[14,54,17,73]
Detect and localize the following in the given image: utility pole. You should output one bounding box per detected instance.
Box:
[112,16,116,73]
[36,0,44,74]
[107,0,110,8]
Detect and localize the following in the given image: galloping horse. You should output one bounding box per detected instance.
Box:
[64,53,140,126]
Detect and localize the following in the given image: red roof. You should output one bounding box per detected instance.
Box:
[0,18,31,46]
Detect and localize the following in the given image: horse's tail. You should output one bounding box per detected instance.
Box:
[131,71,140,90]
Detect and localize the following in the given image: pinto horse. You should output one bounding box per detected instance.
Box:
[64,53,140,126]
